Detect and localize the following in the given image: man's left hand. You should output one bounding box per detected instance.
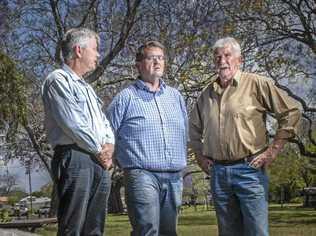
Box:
[249,139,286,169]
[249,149,275,169]
[97,143,114,170]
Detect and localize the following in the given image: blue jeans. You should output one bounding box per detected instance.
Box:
[51,145,111,236]
[124,169,183,236]
[210,162,269,236]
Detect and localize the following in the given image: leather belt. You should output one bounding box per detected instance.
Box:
[54,144,94,157]
[211,148,268,166]
[212,156,255,165]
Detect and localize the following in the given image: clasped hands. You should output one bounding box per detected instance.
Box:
[97,143,114,170]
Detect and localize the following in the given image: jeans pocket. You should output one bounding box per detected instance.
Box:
[246,161,261,171]
[125,169,157,204]
[170,177,183,208]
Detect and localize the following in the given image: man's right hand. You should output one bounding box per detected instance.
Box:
[196,154,213,175]
[97,143,114,170]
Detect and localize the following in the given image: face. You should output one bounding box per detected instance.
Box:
[79,37,100,75]
[136,47,165,81]
[214,45,241,82]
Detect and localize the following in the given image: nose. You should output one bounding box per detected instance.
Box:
[218,56,226,64]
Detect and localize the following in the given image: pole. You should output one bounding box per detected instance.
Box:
[28,168,33,213]
[25,157,33,216]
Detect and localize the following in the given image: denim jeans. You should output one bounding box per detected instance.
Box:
[124,169,183,236]
[51,146,111,236]
[210,162,269,236]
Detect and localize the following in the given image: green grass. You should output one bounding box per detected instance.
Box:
[37,204,316,235]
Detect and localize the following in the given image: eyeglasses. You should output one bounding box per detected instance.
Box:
[143,55,165,61]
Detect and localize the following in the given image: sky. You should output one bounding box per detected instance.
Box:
[0,160,51,193]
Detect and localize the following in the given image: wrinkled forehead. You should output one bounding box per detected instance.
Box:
[214,44,241,57]
[214,44,233,54]
[144,46,165,55]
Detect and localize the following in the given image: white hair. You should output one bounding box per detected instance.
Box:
[61,28,100,62]
[213,37,241,56]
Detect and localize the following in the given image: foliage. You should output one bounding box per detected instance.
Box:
[31,191,46,198]
[269,144,316,203]
[0,170,17,195]
[0,209,11,222]
[6,189,28,202]
[0,51,27,129]
[7,195,19,206]
[38,182,53,198]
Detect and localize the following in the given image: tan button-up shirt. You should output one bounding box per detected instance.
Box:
[189,70,301,161]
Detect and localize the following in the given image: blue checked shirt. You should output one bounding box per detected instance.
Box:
[106,79,188,171]
[42,64,115,155]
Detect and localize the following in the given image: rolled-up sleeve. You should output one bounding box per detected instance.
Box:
[259,79,301,140]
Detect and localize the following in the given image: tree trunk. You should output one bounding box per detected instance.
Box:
[49,183,58,217]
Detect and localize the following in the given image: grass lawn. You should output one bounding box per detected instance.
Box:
[38,204,316,235]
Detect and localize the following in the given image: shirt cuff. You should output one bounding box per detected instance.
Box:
[189,141,203,155]
[274,129,295,140]
[103,133,115,145]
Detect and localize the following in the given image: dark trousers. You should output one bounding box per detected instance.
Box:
[51,145,111,236]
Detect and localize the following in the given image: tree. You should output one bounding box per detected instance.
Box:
[269,139,316,204]
[0,51,27,136]
[269,149,304,203]
[0,169,17,195]
[6,188,29,206]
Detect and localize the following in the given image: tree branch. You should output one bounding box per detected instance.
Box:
[86,0,142,83]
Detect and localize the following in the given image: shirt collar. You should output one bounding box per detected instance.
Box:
[135,77,166,93]
[212,70,241,90]
[233,70,242,86]
[62,64,82,81]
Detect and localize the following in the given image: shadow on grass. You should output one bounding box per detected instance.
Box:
[269,208,316,225]
[179,214,217,226]
[178,207,218,226]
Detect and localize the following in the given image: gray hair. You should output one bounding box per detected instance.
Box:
[61,28,100,62]
[213,37,241,56]
[136,41,165,62]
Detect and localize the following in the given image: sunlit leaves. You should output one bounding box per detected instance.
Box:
[0,51,27,126]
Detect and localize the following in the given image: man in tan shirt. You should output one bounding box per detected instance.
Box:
[189,37,300,236]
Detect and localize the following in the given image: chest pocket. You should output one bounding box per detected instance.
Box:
[74,89,87,110]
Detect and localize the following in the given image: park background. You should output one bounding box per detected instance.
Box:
[0,0,315,235]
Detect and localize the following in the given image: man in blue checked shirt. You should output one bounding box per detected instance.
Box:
[42,28,114,236]
[106,41,188,236]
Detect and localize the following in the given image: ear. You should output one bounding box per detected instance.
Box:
[73,45,82,59]
[238,55,243,65]
[135,61,141,71]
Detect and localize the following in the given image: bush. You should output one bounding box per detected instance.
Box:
[0,209,11,222]
[290,197,303,204]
